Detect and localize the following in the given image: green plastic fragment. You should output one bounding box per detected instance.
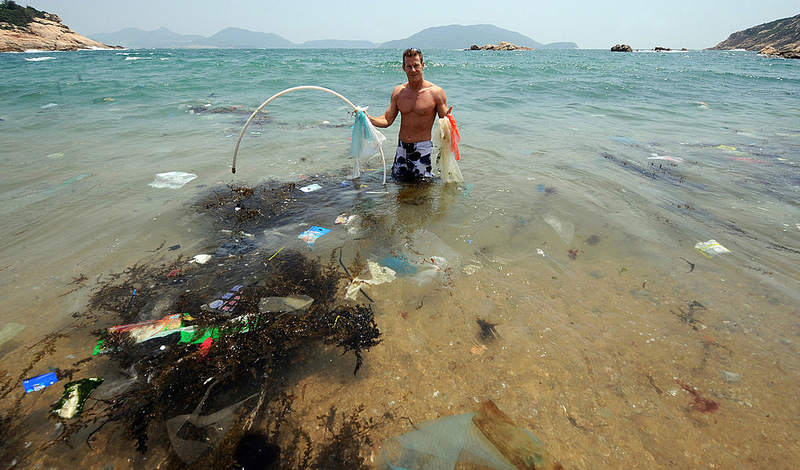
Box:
[52,378,104,419]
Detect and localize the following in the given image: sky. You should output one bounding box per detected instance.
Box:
[28,0,800,49]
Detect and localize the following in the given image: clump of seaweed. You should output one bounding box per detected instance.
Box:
[197,181,299,231]
[73,245,382,465]
[314,405,376,470]
[476,318,500,342]
[676,379,720,413]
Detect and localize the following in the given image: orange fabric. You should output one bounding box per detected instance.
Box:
[447,114,461,161]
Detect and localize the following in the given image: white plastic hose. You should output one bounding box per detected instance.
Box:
[231,85,387,184]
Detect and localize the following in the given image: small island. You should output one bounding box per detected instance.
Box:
[0,1,121,52]
[467,41,532,51]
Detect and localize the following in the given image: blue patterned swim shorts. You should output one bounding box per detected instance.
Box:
[392,139,434,180]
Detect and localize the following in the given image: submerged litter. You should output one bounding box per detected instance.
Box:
[23,371,58,393]
[543,213,575,244]
[149,171,198,189]
[345,260,396,300]
[299,183,322,193]
[192,254,212,264]
[648,155,684,163]
[52,378,104,419]
[377,400,563,470]
[298,226,331,247]
[107,313,183,343]
[695,239,730,257]
[258,295,314,314]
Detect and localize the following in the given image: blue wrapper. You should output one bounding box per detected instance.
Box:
[23,371,58,393]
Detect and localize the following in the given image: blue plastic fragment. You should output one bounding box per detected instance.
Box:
[380,254,418,276]
[23,371,58,393]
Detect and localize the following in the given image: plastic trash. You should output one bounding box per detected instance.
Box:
[300,183,322,193]
[148,171,198,189]
[335,213,358,225]
[258,295,314,314]
[543,213,575,244]
[376,400,563,470]
[611,135,637,145]
[23,372,58,393]
[388,229,460,286]
[52,378,104,419]
[166,379,258,464]
[298,226,331,248]
[350,108,387,179]
[107,313,184,344]
[345,260,396,300]
[695,239,730,257]
[380,253,418,276]
[192,254,212,264]
[435,114,464,183]
[202,284,245,314]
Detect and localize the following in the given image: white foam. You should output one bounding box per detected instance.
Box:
[25,56,55,62]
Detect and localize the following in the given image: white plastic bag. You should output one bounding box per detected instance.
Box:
[435,114,464,183]
[350,107,386,178]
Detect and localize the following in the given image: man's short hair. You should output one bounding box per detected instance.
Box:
[403,47,423,64]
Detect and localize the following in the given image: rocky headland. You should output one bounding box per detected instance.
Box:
[708,13,800,59]
[0,3,120,52]
[467,41,532,51]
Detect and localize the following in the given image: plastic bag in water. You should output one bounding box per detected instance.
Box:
[376,400,563,470]
[350,108,386,178]
[148,171,197,189]
[382,229,460,286]
[434,114,464,183]
[345,260,396,300]
[166,379,258,464]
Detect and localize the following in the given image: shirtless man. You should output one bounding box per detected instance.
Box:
[367,48,452,180]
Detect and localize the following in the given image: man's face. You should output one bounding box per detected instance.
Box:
[402,54,424,81]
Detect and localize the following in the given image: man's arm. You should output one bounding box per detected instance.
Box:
[367,86,401,128]
[435,86,453,118]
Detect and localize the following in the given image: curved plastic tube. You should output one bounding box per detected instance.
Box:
[231,86,387,184]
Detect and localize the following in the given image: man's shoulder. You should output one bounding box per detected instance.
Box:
[424,81,446,100]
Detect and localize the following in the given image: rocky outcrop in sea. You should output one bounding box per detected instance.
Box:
[467,41,532,51]
[759,46,800,59]
[0,12,120,52]
[611,44,632,52]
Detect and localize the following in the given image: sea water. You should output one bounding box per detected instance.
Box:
[1,48,799,468]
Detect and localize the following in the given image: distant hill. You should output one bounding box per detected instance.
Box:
[708,13,800,51]
[194,27,294,48]
[91,23,577,50]
[380,24,576,50]
[300,39,379,49]
[91,27,205,49]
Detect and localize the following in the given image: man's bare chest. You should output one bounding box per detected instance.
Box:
[397,90,435,115]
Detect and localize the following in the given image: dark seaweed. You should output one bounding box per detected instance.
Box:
[476,318,500,342]
[30,183,384,468]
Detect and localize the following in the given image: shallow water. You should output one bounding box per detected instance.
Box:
[1,48,799,468]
